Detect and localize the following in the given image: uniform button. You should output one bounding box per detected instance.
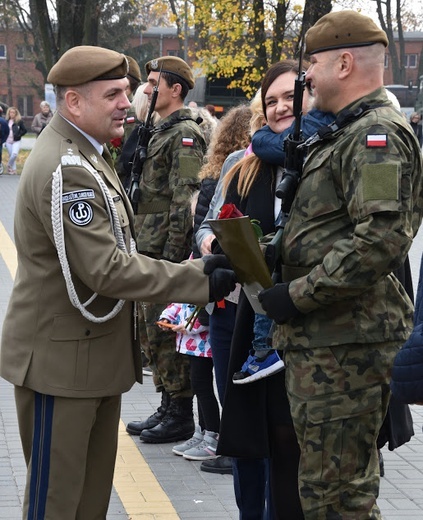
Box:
[85,329,91,336]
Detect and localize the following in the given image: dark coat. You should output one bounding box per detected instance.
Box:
[192,177,218,259]
[217,163,291,458]
[11,120,27,141]
[390,255,423,407]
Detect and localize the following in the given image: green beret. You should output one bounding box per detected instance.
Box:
[306,11,389,55]
[145,56,195,89]
[126,55,141,83]
[47,46,129,86]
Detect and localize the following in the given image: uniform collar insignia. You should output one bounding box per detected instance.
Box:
[90,154,98,163]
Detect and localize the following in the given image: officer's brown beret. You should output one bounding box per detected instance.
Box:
[47,46,129,86]
[306,11,389,55]
[126,56,142,83]
[145,56,195,89]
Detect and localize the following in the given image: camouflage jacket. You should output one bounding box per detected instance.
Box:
[134,108,206,262]
[276,87,423,350]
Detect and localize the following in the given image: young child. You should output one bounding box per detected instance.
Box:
[232,310,284,384]
[157,302,221,461]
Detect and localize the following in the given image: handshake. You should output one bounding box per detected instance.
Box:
[202,254,237,302]
[203,254,302,324]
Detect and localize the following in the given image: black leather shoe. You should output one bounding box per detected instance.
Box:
[200,456,233,475]
[126,391,170,435]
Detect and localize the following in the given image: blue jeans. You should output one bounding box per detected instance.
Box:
[209,301,237,405]
[210,301,272,519]
[252,313,273,352]
[233,458,272,520]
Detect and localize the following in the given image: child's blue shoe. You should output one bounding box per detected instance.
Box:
[232,350,284,384]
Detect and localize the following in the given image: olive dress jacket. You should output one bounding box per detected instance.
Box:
[0,113,209,398]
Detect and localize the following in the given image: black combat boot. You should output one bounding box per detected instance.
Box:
[126,391,170,435]
[139,397,195,443]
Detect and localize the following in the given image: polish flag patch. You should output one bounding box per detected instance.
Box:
[366,134,388,147]
[126,116,136,124]
[182,137,194,146]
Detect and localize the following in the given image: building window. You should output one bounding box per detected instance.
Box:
[17,95,33,117]
[0,44,6,59]
[16,46,25,60]
[167,49,179,56]
[384,54,389,68]
[405,54,417,68]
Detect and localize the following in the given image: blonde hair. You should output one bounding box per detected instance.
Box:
[222,90,266,199]
[132,83,160,125]
[6,106,22,123]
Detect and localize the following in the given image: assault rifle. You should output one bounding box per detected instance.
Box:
[127,67,162,213]
[265,47,307,279]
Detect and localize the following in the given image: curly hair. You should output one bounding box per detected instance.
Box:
[198,104,252,181]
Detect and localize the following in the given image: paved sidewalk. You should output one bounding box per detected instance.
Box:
[1,173,423,519]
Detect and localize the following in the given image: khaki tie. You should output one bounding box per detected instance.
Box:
[102,147,115,170]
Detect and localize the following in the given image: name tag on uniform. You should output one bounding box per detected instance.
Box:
[62,189,95,204]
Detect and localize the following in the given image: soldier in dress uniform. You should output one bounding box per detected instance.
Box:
[126,56,208,443]
[258,11,423,519]
[0,45,235,520]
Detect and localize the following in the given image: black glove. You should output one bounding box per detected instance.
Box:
[202,254,232,274]
[258,283,301,324]
[203,254,237,302]
[211,237,224,255]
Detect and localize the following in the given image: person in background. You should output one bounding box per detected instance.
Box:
[5,106,27,174]
[0,45,235,520]
[159,191,222,462]
[110,55,142,171]
[258,12,423,518]
[409,111,422,146]
[0,106,9,174]
[126,56,207,444]
[31,100,53,136]
[205,104,220,123]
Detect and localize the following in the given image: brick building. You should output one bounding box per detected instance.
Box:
[1,25,422,127]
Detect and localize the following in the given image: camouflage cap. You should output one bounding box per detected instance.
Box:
[47,46,129,86]
[145,56,195,89]
[126,55,142,83]
[305,10,388,55]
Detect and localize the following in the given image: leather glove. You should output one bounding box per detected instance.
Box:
[203,254,237,302]
[202,254,232,274]
[211,238,224,255]
[258,283,301,324]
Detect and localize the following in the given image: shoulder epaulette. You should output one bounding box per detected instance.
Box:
[60,141,83,167]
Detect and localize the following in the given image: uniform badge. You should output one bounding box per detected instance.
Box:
[69,201,94,226]
[126,116,136,124]
[182,137,194,147]
[366,134,388,148]
[90,154,98,163]
[150,59,159,70]
[62,189,95,204]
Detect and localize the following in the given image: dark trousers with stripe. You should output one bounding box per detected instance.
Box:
[15,386,121,520]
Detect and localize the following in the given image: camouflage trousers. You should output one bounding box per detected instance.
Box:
[285,342,400,520]
[139,302,192,399]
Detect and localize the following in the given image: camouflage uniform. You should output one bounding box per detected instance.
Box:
[135,107,206,398]
[274,88,423,519]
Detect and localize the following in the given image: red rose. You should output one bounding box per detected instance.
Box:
[218,203,244,219]
[110,137,122,148]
